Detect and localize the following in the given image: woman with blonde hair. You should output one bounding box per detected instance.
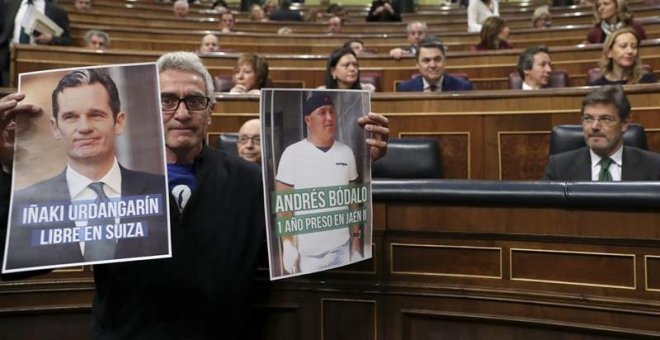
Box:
[588,28,656,86]
[473,16,513,51]
[586,0,646,43]
[230,53,270,94]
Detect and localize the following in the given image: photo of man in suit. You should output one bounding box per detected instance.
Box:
[543,85,660,181]
[0,0,72,86]
[396,37,474,93]
[4,68,169,271]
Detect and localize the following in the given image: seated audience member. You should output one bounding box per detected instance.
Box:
[263,0,277,16]
[199,34,220,53]
[220,11,236,32]
[468,0,499,32]
[343,39,366,56]
[75,0,92,11]
[83,30,110,50]
[532,5,552,28]
[518,46,553,90]
[544,85,660,181]
[249,4,268,22]
[230,53,269,94]
[318,47,375,93]
[327,3,349,22]
[212,0,229,12]
[328,16,343,33]
[588,28,656,86]
[473,16,513,51]
[397,37,474,92]
[173,0,189,19]
[366,0,402,22]
[237,119,262,164]
[269,1,302,21]
[389,21,428,59]
[586,0,646,44]
[1,0,72,86]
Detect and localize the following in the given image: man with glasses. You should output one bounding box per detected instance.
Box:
[5,68,168,269]
[236,118,261,164]
[0,51,389,338]
[543,85,660,181]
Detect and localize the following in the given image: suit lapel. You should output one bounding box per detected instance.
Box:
[50,171,85,262]
[569,148,592,181]
[621,147,642,181]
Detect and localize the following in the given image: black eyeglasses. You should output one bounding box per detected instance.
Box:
[161,94,210,112]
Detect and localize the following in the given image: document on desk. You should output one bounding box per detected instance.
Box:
[260,88,373,280]
[3,63,171,273]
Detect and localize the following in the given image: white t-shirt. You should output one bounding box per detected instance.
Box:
[276,139,358,255]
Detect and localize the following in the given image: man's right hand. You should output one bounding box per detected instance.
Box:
[0,93,43,173]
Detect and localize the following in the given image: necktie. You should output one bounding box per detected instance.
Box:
[19,0,34,44]
[428,84,437,92]
[84,182,117,261]
[598,157,613,182]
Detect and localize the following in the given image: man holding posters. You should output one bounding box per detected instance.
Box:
[0,53,389,337]
[4,67,169,271]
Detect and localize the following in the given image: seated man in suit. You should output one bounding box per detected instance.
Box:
[236,118,261,164]
[397,37,474,93]
[5,68,168,270]
[543,85,660,181]
[518,45,553,90]
[1,0,72,86]
[389,21,427,60]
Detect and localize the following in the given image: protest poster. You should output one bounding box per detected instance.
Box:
[261,89,372,280]
[2,64,171,273]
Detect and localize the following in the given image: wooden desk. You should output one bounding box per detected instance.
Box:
[12,40,660,91]
[212,85,660,180]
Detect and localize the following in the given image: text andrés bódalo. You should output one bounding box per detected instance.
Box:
[273,184,369,236]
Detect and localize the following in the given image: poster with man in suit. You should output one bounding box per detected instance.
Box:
[3,64,171,273]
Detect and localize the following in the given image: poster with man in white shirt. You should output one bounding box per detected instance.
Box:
[262,89,372,280]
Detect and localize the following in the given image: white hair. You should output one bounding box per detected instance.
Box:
[157,52,216,104]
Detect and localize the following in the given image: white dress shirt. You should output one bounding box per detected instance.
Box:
[13,0,46,44]
[590,146,623,181]
[66,158,123,253]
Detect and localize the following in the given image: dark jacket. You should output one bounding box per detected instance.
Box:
[543,146,660,181]
[396,74,474,92]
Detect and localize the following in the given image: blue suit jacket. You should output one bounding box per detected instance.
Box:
[396,74,474,92]
[5,166,168,271]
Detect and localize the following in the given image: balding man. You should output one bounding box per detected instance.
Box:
[198,34,220,53]
[173,0,189,19]
[389,21,427,59]
[236,119,261,163]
